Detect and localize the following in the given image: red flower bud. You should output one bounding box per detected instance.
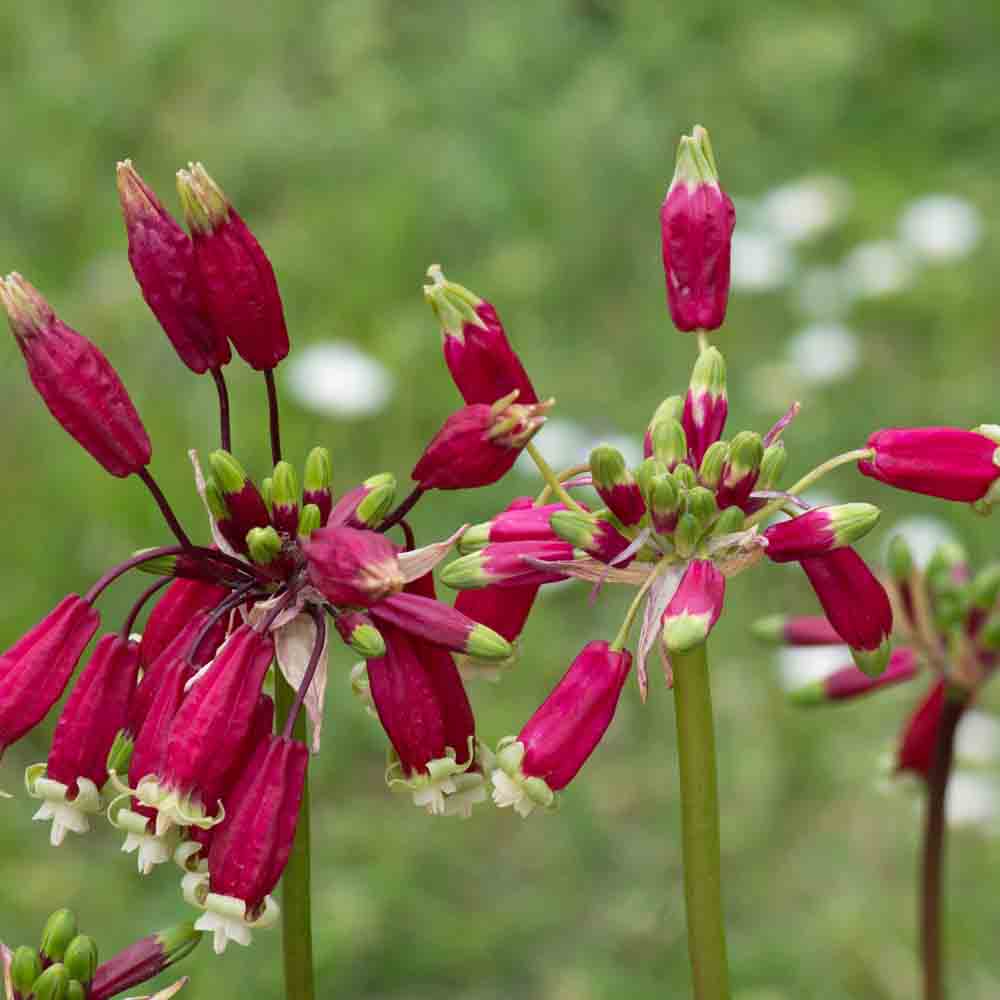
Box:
[789,647,918,705]
[305,525,404,607]
[799,547,893,676]
[763,503,881,563]
[424,265,537,406]
[0,596,99,756]
[897,679,945,780]
[2,274,152,477]
[660,126,735,333]
[90,922,202,1000]
[412,392,551,491]
[492,641,631,815]
[116,160,229,373]
[441,539,573,590]
[751,614,845,646]
[661,559,726,653]
[177,163,289,371]
[859,427,1000,503]
[681,347,727,465]
[458,501,576,552]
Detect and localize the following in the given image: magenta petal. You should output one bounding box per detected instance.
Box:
[896,679,946,780]
[823,647,918,701]
[455,583,539,644]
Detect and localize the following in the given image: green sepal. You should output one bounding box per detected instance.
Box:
[649,474,681,519]
[29,963,69,1000]
[670,125,720,190]
[304,446,333,493]
[725,431,763,483]
[246,526,282,566]
[439,553,490,590]
[457,521,491,554]
[347,623,386,660]
[686,487,719,529]
[297,503,321,539]
[550,510,599,549]
[105,729,134,779]
[40,910,77,964]
[203,476,231,521]
[651,419,687,470]
[636,458,668,505]
[673,463,697,490]
[647,395,684,433]
[466,625,514,662]
[355,473,397,527]
[757,441,787,491]
[662,612,710,655]
[423,264,485,338]
[851,639,891,678]
[698,441,729,490]
[674,512,701,558]
[63,936,97,986]
[10,946,42,995]
[208,449,252,498]
[689,345,726,399]
[154,921,204,964]
[132,548,178,577]
[271,462,298,510]
[829,503,881,547]
[589,445,629,490]
[711,506,745,537]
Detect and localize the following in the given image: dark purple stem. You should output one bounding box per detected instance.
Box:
[398,518,416,552]
[85,546,186,605]
[257,584,301,634]
[186,580,261,664]
[137,468,193,549]
[120,577,171,639]
[265,369,282,465]
[377,486,425,534]
[281,605,327,740]
[211,366,232,453]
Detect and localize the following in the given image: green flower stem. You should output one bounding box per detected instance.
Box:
[671,641,731,1000]
[534,462,590,506]
[525,442,587,513]
[275,672,315,1000]
[743,448,874,529]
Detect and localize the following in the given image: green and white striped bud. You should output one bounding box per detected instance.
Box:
[245,525,283,566]
[40,910,77,964]
[63,936,98,986]
[297,503,322,540]
[673,512,702,559]
[757,441,787,491]
[673,462,698,491]
[30,963,69,1000]
[10,946,42,996]
[698,440,728,490]
[651,419,688,470]
[686,486,718,529]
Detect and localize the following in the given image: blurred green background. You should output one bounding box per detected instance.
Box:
[3,1,1000,997]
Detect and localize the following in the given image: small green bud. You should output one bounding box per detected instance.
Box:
[297,503,321,539]
[698,440,729,490]
[828,503,881,548]
[972,563,1000,609]
[674,512,701,558]
[636,458,668,504]
[208,449,250,496]
[66,981,87,1000]
[725,431,763,483]
[711,506,745,536]
[304,446,333,492]
[355,473,397,527]
[750,614,786,643]
[757,441,787,491]
[651,419,688,470]
[673,463,697,490]
[63,936,98,986]
[887,534,914,582]
[926,542,968,594]
[260,476,274,513]
[348,623,386,659]
[40,910,77,964]
[648,474,681,527]
[10,946,42,995]
[689,345,726,399]
[203,476,231,521]
[646,395,684,433]
[589,445,631,491]
[550,510,600,549]
[271,461,299,509]
[466,625,514,662]
[457,521,491,553]
[246,525,283,566]
[30,963,69,1000]
[686,486,719,529]
[105,728,134,778]
[132,548,178,577]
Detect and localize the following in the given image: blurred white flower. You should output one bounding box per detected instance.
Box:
[945,772,1000,829]
[787,322,859,384]
[841,241,914,299]
[285,341,394,418]
[730,231,794,292]
[956,711,1000,767]
[881,517,957,570]
[795,266,848,319]
[777,645,848,691]
[899,195,982,262]
[761,176,851,244]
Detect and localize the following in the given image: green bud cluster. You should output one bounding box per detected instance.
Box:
[10,911,98,1000]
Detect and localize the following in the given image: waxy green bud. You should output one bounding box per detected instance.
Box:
[297,503,321,539]
[11,946,42,996]
[648,474,682,532]
[272,461,298,508]
[698,440,728,490]
[260,476,274,513]
[711,506,745,536]
[246,525,283,565]
[636,458,668,504]
[354,473,397,527]
[105,728,135,777]
[647,395,684,432]
[350,624,386,659]
[30,963,69,1000]
[686,486,718,528]
[973,563,1000,609]
[66,981,86,1000]
[887,534,914,582]
[63,936,98,986]
[673,463,697,491]
[725,431,764,482]
[304,446,333,492]
[457,520,491,553]
[674,512,701,558]
[757,441,787,491]
[590,444,628,488]
[40,910,77,964]
[689,345,726,398]
[203,476,230,521]
[651,419,688,470]
[208,449,251,495]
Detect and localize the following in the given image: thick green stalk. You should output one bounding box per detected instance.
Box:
[275,673,315,1000]
[671,641,731,1000]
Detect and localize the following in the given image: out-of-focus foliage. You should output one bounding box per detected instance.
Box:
[2,1,1000,997]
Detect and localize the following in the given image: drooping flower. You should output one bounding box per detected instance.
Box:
[661,560,726,654]
[763,503,881,563]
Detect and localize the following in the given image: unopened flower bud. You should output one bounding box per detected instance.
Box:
[860,427,1000,503]
[440,540,572,590]
[458,501,567,553]
[648,473,682,535]
[698,440,729,491]
[549,510,633,566]
[972,563,1000,609]
[757,441,787,491]
[715,430,763,509]
[673,512,701,559]
[660,125,735,332]
[589,445,645,525]
[710,505,745,537]
[661,560,725,653]
[40,911,77,964]
[302,446,333,523]
[30,963,68,1000]
[297,503,321,540]
[90,923,202,1000]
[11,946,42,996]
[763,504,880,563]
[269,461,299,536]
[751,614,844,646]
[790,648,918,706]
[412,392,552,491]
[682,347,728,464]
[334,611,386,659]
[423,265,537,406]
[66,981,86,1000]
[245,525,282,566]
[636,458,668,503]
[926,541,968,594]
[116,160,227,374]
[673,462,698,491]
[208,451,270,541]
[2,274,151,477]
[177,163,288,371]
[686,486,719,530]
[63,937,97,986]
[328,473,396,530]
[896,680,946,780]
[304,525,404,606]
[644,395,684,458]
[650,419,688,471]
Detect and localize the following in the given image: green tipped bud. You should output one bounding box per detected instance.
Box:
[208,449,250,496]
[750,614,786,644]
[787,680,827,707]
[973,423,1000,444]
[304,446,333,493]
[63,936,98,986]
[589,445,629,490]
[689,346,726,399]
[648,474,681,528]
[698,440,729,490]
[246,525,282,565]
[550,510,600,549]
[972,563,1000,609]
[30,964,69,1000]
[423,264,484,337]
[176,164,228,234]
[711,505,745,536]
[647,395,684,432]
[66,981,86,1000]
[725,431,763,483]
[671,124,720,189]
[663,614,711,655]
[272,461,299,509]
[673,462,697,490]
[439,553,491,590]
[260,476,274,513]
[105,728,134,777]
[466,625,514,662]
[926,542,968,594]
[828,503,881,547]
[674,512,701,559]
[203,476,231,521]
[297,503,321,539]
[851,639,891,678]
[355,473,397,527]
[757,441,787,491]
[457,521,491,554]
[11,946,42,996]
[133,548,178,577]
[887,534,914,582]
[40,910,77,964]
[155,922,203,965]
[636,458,668,504]
[651,419,688,470]
[352,624,386,659]
[686,486,719,529]
[979,611,1000,651]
